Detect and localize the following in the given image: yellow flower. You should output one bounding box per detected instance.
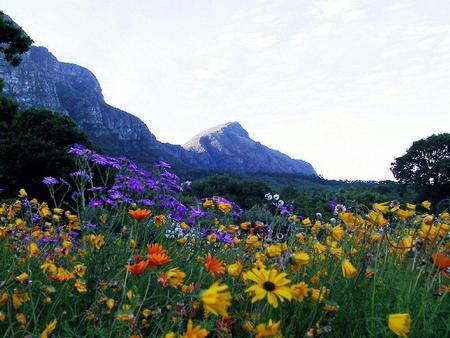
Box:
[16,273,29,284]
[388,313,411,337]
[18,188,27,198]
[341,259,358,278]
[331,226,345,241]
[218,201,232,214]
[74,264,86,277]
[255,319,282,338]
[406,203,416,210]
[314,242,327,255]
[207,233,217,243]
[74,280,87,294]
[200,281,232,317]
[0,311,5,322]
[41,318,57,338]
[373,202,389,214]
[227,261,243,277]
[177,237,187,245]
[302,217,312,227]
[181,319,209,338]
[310,287,329,303]
[16,312,27,328]
[245,235,260,249]
[166,268,186,288]
[106,298,115,310]
[28,242,40,257]
[12,293,30,309]
[164,332,176,338]
[245,268,292,308]
[154,214,166,227]
[180,222,190,230]
[293,251,310,266]
[291,282,308,302]
[421,200,431,210]
[203,199,214,209]
[267,244,282,258]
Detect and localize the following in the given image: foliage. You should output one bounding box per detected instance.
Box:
[0,107,90,198]
[0,11,33,66]
[391,133,450,202]
[0,146,448,337]
[190,174,270,209]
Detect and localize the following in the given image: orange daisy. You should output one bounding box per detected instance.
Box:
[128,209,152,221]
[147,243,166,255]
[147,252,171,267]
[126,256,149,276]
[204,253,225,277]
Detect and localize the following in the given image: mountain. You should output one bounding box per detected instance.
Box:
[180,122,316,175]
[0,13,316,176]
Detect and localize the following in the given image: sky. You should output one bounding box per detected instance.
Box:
[2,0,450,180]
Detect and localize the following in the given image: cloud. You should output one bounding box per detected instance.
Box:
[290,32,306,45]
[310,0,354,19]
[253,14,277,23]
[193,58,230,80]
[342,9,366,22]
[240,35,278,48]
[312,22,333,35]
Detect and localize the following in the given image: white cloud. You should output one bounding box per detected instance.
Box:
[311,0,354,19]
[253,14,277,23]
[240,35,278,47]
[312,22,333,35]
[290,32,306,45]
[342,9,366,22]
[193,58,230,80]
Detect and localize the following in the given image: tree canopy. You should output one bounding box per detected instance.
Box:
[0,11,33,66]
[391,133,450,201]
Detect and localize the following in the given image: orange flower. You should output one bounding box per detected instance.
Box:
[128,209,152,221]
[432,252,450,270]
[204,253,225,277]
[147,253,171,267]
[147,243,166,255]
[126,256,149,276]
[154,214,166,227]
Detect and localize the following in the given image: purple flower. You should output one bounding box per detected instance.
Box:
[89,199,103,208]
[42,176,59,185]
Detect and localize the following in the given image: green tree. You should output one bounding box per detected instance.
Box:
[0,11,33,66]
[390,133,450,201]
[0,108,90,197]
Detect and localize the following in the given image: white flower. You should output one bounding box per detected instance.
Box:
[277,200,284,207]
[334,204,346,215]
[273,194,280,201]
[264,193,273,201]
[316,212,322,218]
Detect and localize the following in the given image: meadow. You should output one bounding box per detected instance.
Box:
[0,144,448,337]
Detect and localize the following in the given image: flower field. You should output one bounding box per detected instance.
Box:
[0,145,449,337]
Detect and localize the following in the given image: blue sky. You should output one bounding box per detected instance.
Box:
[3,0,450,180]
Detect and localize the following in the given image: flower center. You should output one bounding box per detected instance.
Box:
[263,281,276,291]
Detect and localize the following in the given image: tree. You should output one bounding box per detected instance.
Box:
[0,108,91,197]
[0,11,33,66]
[391,133,450,201]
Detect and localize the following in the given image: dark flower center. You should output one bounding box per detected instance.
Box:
[263,281,276,291]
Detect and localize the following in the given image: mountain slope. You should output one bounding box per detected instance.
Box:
[181,122,316,175]
[0,45,177,167]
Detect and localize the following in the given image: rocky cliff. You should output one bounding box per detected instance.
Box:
[0,45,173,167]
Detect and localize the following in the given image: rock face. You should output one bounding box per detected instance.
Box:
[0,14,316,176]
[0,45,171,167]
[181,122,317,175]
